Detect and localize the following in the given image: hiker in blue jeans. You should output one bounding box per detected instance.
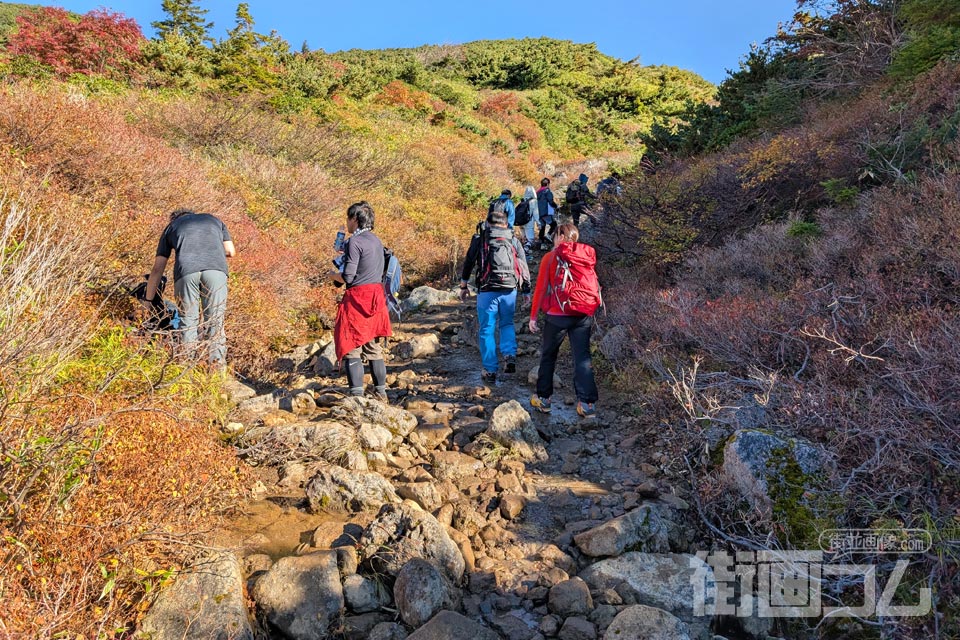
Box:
[459,207,531,383]
[145,208,236,368]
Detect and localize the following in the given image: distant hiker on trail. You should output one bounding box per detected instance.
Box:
[144,208,235,368]
[536,177,559,250]
[330,201,392,402]
[460,207,531,383]
[516,185,538,256]
[596,173,622,198]
[529,223,601,419]
[565,173,596,227]
[488,189,516,228]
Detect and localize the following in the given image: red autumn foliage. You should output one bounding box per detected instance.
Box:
[8,7,145,78]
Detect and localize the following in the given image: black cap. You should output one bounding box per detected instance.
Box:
[501,189,512,197]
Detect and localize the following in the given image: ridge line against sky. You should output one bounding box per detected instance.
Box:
[52,1,799,84]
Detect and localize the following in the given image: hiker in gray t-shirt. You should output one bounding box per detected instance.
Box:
[144,208,236,366]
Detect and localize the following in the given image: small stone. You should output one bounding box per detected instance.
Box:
[548,578,593,617]
[540,614,561,636]
[500,495,526,520]
[343,574,389,613]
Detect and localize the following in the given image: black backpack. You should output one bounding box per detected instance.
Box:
[477,223,520,290]
[514,199,532,227]
[566,181,584,205]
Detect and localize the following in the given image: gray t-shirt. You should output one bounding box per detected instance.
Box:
[342,229,384,288]
[156,213,232,282]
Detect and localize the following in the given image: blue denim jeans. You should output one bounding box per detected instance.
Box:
[477,289,518,374]
[175,269,228,365]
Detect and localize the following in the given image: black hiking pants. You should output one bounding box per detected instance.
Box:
[536,314,598,403]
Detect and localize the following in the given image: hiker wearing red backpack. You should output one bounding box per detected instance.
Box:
[460,206,531,383]
[528,223,601,419]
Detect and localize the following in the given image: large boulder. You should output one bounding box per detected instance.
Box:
[394,559,461,628]
[333,396,418,438]
[573,502,680,557]
[403,286,459,312]
[579,553,714,639]
[406,611,499,640]
[358,500,466,583]
[305,465,400,513]
[250,551,343,640]
[722,429,831,514]
[238,421,359,467]
[135,552,253,640]
[430,450,484,481]
[604,605,692,640]
[396,333,441,360]
[484,400,548,463]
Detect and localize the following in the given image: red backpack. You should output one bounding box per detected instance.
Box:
[548,242,602,316]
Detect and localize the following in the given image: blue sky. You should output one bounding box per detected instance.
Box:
[53,1,799,84]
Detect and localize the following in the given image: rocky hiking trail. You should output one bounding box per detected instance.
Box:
[135,270,777,640]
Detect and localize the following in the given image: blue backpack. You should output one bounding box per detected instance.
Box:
[383,248,403,321]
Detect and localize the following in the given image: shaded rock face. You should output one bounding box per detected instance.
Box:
[305,465,400,513]
[358,501,465,583]
[722,429,831,513]
[548,577,594,617]
[250,551,343,640]
[402,286,459,312]
[334,396,419,437]
[393,559,461,628]
[605,604,693,640]
[135,552,253,640]
[579,552,715,639]
[573,501,680,557]
[485,400,548,463]
[343,574,390,613]
[311,341,338,376]
[406,611,500,640]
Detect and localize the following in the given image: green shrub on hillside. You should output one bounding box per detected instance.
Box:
[891,0,960,79]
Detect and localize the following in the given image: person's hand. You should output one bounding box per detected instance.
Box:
[528,319,539,334]
[458,287,470,302]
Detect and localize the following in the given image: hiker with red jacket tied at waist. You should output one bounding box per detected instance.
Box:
[330,201,392,402]
[460,206,531,384]
[529,223,601,419]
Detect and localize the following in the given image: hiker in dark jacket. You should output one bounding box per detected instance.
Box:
[330,201,392,401]
[144,208,235,367]
[459,207,531,383]
[566,173,597,227]
[536,177,559,249]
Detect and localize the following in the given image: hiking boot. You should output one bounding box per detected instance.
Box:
[373,389,389,403]
[504,356,517,374]
[576,401,597,419]
[530,394,552,413]
[482,371,497,384]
